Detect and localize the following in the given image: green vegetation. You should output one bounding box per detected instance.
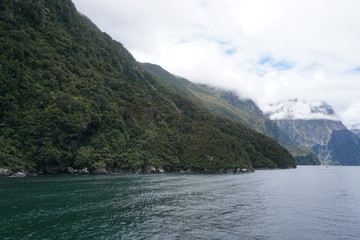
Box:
[0,0,295,172]
[142,63,318,165]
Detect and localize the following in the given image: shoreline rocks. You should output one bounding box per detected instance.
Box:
[143,166,157,174]
[9,172,26,178]
[1,168,27,178]
[0,166,256,177]
[78,167,90,174]
[0,168,12,177]
[67,167,78,174]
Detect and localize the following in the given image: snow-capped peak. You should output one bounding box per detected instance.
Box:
[263,99,340,121]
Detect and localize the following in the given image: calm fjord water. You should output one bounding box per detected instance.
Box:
[1,166,360,240]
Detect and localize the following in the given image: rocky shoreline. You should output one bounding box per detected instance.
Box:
[0,169,27,178]
[0,166,255,178]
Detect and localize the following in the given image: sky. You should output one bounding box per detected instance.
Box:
[72,0,360,129]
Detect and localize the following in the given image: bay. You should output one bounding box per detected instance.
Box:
[1,166,360,239]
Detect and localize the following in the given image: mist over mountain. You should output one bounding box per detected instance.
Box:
[264,99,339,121]
[265,99,360,165]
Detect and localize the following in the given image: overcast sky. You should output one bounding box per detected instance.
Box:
[72,0,360,129]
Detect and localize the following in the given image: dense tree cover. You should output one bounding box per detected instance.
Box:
[0,0,295,172]
[142,63,318,165]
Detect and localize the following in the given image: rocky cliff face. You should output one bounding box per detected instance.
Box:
[313,129,360,165]
[328,130,360,165]
[264,99,360,165]
[271,119,346,147]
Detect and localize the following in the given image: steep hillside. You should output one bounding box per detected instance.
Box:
[313,130,360,165]
[328,130,360,165]
[0,0,295,172]
[142,63,318,165]
[142,64,270,132]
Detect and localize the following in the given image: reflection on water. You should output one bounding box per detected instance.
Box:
[1,166,360,239]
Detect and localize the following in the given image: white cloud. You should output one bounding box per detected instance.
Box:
[341,101,360,129]
[72,0,360,128]
[263,99,340,121]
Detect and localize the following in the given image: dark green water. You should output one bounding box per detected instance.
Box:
[1,166,360,239]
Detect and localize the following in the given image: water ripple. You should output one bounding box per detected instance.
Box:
[1,167,360,239]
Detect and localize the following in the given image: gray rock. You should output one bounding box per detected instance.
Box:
[0,168,12,177]
[10,172,26,178]
[143,166,157,174]
[78,167,90,174]
[157,168,165,173]
[67,167,79,174]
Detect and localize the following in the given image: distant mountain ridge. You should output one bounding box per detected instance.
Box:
[265,99,360,165]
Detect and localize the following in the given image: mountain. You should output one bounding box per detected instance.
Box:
[141,63,319,165]
[265,99,360,165]
[264,99,346,147]
[313,130,360,165]
[141,64,271,133]
[265,99,339,121]
[269,119,346,148]
[0,0,295,172]
[327,130,360,165]
[351,129,360,138]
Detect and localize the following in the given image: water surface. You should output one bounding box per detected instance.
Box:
[1,166,360,239]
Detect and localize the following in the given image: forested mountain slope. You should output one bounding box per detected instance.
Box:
[142,63,318,165]
[0,0,295,172]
